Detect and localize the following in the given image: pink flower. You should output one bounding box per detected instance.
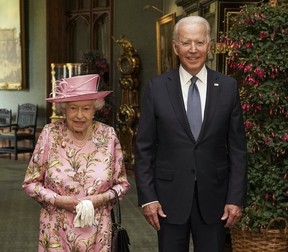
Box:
[244,120,253,129]
[248,18,256,25]
[259,31,269,39]
[263,136,272,145]
[256,105,262,111]
[247,75,256,85]
[232,42,241,50]
[244,64,253,73]
[254,67,266,79]
[242,103,251,111]
[237,63,245,70]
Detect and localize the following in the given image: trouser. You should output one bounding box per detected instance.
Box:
[157,187,226,252]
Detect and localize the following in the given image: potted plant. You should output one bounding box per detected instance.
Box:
[220,2,288,250]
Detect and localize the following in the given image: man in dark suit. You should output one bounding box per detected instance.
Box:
[135,16,247,252]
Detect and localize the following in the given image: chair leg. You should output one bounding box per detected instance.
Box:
[8,143,12,159]
[14,145,17,160]
[14,138,18,160]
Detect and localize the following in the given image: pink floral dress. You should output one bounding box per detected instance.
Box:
[22,120,130,252]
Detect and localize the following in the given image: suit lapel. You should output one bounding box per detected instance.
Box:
[165,70,194,140]
[198,69,220,140]
[165,68,221,142]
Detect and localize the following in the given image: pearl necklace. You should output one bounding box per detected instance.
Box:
[68,126,93,147]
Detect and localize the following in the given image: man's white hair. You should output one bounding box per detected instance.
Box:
[173,16,211,42]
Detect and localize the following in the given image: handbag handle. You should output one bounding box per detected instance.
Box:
[110,188,122,225]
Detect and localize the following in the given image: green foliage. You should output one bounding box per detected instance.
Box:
[221,3,288,232]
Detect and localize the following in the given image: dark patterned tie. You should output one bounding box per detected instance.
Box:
[187,76,202,140]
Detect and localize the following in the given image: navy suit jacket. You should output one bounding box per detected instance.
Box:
[135,67,247,225]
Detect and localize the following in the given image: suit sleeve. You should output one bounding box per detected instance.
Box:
[135,80,158,206]
[226,82,248,206]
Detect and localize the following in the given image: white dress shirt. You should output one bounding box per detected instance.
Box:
[179,65,207,120]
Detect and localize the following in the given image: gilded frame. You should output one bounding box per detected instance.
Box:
[156,13,177,75]
[0,0,27,90]
[226,11,240,38]
[202,1,217,71]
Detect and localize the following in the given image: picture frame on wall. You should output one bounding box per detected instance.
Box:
[202,2,217,71]
[0,0,27,90]
[156,13,177,75]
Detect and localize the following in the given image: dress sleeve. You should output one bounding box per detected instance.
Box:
[22,124,58,206]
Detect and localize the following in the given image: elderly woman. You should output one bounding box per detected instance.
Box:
[22,74,130,252]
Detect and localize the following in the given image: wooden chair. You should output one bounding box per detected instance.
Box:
[0,109,12,151]
[0,109,12,130]
[0,103,38,160]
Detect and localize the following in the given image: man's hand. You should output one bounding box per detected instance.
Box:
[143,202,167,231]
[221,204,242,228]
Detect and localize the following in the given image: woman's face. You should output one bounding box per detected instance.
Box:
[173,22,211,76]
[64,100,96,134]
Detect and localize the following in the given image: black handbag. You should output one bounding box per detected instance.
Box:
[110,189,130,252]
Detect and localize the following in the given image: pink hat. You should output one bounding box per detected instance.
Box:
[46,74,112,103]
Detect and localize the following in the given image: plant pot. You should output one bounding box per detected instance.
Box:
[230,218,288,252]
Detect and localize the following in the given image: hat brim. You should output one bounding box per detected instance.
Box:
[46,91,112,103]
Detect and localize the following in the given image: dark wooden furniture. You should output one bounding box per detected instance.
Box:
[0,109,12,130]
[0,103,38,160]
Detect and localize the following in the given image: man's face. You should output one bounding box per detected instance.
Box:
[173,22,211,76]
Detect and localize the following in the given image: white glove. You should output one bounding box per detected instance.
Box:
[74,201,83,226]
[73,200,95,228]
[81,200,94,227]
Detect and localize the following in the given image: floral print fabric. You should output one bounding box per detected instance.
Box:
[22,120,130,252]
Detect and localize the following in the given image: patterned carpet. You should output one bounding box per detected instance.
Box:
[0,158,234,252]
[0,158,40,251]
[0,158,158,252]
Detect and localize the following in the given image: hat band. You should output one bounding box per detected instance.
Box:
[49,75,100,99]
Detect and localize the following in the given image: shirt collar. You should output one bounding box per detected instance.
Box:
[179,65,207,85]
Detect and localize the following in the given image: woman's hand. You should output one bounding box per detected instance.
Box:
[82,194,105,208]
[54,195,80,213]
